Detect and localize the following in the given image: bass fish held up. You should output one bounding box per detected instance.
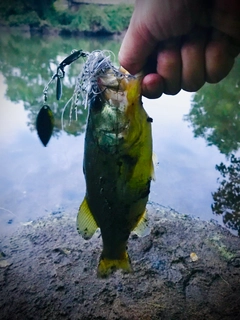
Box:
[75,50,154,277]
[37,49,154,277]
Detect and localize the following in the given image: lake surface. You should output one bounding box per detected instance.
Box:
[0,31,239,236]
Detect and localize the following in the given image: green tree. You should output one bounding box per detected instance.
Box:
[27,0,55,19]
[0,1,133,33]
[0,0,55,26]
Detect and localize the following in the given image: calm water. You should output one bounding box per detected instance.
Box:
[0,31,239,236]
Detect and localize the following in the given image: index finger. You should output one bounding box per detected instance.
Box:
[118,19,158,75]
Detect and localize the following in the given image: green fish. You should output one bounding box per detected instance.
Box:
[76,51,154,277]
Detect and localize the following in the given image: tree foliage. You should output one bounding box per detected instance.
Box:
[0,1,133,34]
[0,0,55,21]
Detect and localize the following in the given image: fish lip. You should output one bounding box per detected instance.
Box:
[97,70,139,92]
[97,76,124,93]
[97,72,141,89]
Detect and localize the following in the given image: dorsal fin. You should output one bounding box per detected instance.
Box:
[77,197,98,240]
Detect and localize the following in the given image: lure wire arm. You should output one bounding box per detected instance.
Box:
[43,49,89,103]
[58,49,88,71]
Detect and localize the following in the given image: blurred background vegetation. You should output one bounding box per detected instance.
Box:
[0,0,134,35]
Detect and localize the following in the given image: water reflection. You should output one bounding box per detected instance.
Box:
[185,58,240,235]
[0,32,122,137]
[0,32,122,235]
[211,155,240,236]
[185,59,240,156]
[0,31,240,236]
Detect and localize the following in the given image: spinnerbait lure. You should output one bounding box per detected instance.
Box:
[36,49,88,146]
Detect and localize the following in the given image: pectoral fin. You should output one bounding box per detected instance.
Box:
[132,209,151,237]
[77,197,98,240]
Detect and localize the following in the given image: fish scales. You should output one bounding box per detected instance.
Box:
[76,51,153,277]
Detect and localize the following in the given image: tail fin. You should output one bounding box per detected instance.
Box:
[97,251,132,278]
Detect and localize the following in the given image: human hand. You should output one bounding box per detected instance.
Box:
[118,0,240,98]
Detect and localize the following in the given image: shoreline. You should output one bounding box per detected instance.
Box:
[0,24,127,40]
[0,24,127,38]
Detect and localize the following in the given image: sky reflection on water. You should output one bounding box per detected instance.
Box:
[0,32,239,237]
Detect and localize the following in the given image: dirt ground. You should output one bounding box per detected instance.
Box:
[0,202,240,320]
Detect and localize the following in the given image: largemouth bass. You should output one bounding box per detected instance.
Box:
[76,51,154,277]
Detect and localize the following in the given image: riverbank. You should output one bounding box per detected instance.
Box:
[1,202,240,319]
[0,2,133,36]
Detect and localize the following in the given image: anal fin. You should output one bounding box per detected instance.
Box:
[151,152,158,181]
[132,209,151,237]
[77,197,98,240]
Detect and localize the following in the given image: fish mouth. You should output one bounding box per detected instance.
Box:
[97,68,136,94]
[97,76,126,99]
[98,73,122,90]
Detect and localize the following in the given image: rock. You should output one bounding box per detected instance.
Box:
[0,203,240,319]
